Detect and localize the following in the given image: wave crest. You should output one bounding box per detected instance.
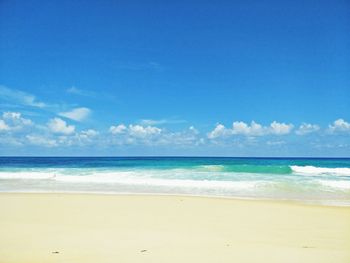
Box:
[290,166,350,176]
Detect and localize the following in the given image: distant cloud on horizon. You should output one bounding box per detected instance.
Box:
[208,121,294,139]
[328,119,350,134]
[295,123,320,135]
[0,109,349,156]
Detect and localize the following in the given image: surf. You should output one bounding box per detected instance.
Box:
[290,166,350,176]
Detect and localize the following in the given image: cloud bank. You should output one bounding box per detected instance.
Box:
[0,111,349,154]
[208,121,294,139]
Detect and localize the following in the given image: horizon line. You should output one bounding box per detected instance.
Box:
[0,156,349,159]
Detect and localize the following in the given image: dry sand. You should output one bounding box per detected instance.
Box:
[1,193,350,263]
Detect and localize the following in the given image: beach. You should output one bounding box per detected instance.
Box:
[1,193,350,263]
[1,0,349,261]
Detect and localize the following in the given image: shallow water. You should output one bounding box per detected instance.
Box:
[0,157,350,205]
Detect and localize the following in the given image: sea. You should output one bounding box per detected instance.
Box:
[0,157,350,206]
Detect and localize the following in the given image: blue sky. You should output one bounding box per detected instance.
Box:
[0,0,349,156]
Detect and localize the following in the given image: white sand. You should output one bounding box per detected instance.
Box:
[1,193,350,263]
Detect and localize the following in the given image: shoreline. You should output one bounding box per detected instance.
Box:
[1,190,350,207]
[1,193,350,262]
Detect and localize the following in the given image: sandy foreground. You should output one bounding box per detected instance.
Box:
[0,193,350,263]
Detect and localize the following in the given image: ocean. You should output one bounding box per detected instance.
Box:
[0,157,349,206]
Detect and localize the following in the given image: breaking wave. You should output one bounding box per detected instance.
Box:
[290,166,350,176]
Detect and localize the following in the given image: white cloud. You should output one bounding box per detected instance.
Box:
[3,115,350,151]
[295,123,320,135]
[3,112,21,119]
[208,124,230,139]
[47,118,75,135]
[0,119,9,131]
[0,112,33,132]
[24,128,99,148]
[59,107,91,122]
[208,120,293,139]
[328,119,350,133]
[128,125,162,138]
[0,85,46,108]
[80,129,98,137]
[3,111,33,126]
[140,118,186,125]
[109,124,162,138]
[107,123,204,146]
[155,128,202,146]
[232,121,265,136]
[71,129,99,145]
[109,124,127,134]
[140,119,166,125]
[26,135,58,147]
[269,121,294,135]
[109,123,201,147]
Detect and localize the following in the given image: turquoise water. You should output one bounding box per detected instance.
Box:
[0,157,350,205]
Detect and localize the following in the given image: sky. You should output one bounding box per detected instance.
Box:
[0,0,349,156]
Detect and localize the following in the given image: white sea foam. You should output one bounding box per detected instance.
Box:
[196,165,225,172]
[0,171,55,180]
[1,168,349,197]
[318,180,350,190]
[0,170,264,191]
[290,166,350,176]
[55,174,262,190]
